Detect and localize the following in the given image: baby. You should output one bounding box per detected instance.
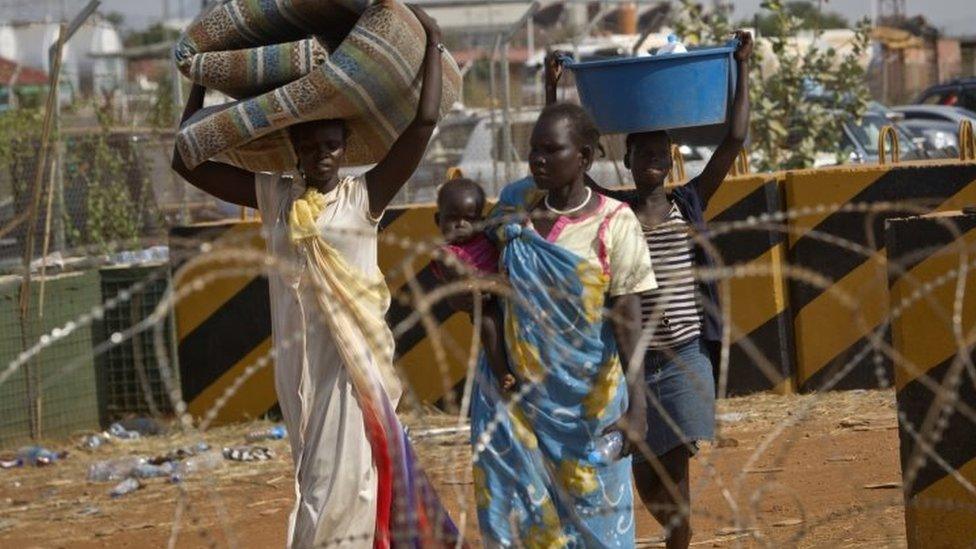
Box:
[433,178,516,394]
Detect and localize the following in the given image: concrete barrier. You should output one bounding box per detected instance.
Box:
[704,173,794,395]
[886,212,976,548]
[784,161,976,392]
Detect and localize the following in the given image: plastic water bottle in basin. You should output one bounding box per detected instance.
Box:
[563,39,738,135]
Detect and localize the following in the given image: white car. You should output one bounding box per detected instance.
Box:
[891,104,976,152]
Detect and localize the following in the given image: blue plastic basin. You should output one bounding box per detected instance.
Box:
[565,43,737,135]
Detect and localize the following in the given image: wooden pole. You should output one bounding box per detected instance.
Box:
[18,23,66,440]
[37,155,59,317]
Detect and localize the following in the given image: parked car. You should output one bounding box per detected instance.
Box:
[814,103,928,167]
[891,104,976,153]
[914,78,976,112]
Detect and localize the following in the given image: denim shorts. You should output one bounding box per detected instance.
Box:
[633,338,716,462]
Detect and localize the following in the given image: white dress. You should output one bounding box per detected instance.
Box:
[255,173,402,548]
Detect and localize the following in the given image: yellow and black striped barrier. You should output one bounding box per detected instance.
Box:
[704,173,794,395]
[784,161,976,392]
[170,172,802,421]
[887,212,976,548]
[387,174,799,398]
[377,205,475,407]
[170,221,275,425]
[169,208,479,424]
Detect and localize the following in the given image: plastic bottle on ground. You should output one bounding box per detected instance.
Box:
[110,478,142,497]
[657,34,688,55]
[171,450,224,482]
[245,425,287,443]
[81,434,109,450]
[108,423,141,440]
[17,446,63,466]
[131,462,175,479]
[116,417,165,436]
[587,431,625,465]
[87,456,147,482]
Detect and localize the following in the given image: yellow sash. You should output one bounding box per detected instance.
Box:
[288,183,402,404]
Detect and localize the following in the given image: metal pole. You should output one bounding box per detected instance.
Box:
[53,118,65,254]
[488,34,502,194]
[173,64,189,223]
[501,41,513,183]
[527,16,539,105]
[458,61,473,106]
[499,2,541,183]
[37,0,101,314]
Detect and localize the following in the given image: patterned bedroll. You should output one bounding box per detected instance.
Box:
[174,0,461,172]
[178,39,331,99]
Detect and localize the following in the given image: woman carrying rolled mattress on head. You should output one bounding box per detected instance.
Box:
[172,6,460,548]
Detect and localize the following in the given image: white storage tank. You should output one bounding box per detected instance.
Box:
[4,18,124,98]
[0,25,18,63]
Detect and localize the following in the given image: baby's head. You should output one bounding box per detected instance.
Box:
[435,178,487,244]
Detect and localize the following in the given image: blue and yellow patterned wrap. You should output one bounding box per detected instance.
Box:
[470,178,635,547]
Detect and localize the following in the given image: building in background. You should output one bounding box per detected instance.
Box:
[0,56,48,109]
[870,26,964,104]
[0,15,124,101]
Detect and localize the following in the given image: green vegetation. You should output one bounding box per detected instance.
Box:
[747,1,850,35]
[673,0,871,171]
[0,106,159,255]
[124,23,181,48]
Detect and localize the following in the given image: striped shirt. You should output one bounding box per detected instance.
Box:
[640,202,703,349]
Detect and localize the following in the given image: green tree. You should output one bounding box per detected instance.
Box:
[0,108,44,203]
[750,1,850,36]
[749,1,870,170]
[673,0,870,171]
[672,0,733,46]
[63,113,146,253]
[0,106,157,255]
[104,11,126,29]
[147,73,176,129]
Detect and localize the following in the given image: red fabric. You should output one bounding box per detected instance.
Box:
[443,233,500,275]
[361,402,392,549]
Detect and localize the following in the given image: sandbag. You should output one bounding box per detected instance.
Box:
[175,0,461,171]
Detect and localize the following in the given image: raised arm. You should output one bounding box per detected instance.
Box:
[364,5,443,217]
[171,84,257,208]
[544,50,565,106]
[692,30,753,207]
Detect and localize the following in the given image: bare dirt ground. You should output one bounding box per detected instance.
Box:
[0,390,906,548]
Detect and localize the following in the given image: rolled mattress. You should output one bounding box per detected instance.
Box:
[174,0,462,172]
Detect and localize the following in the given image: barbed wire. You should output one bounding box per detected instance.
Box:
[1,192,975,547]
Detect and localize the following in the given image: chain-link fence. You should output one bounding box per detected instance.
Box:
[0,271,101,447]
[93,264,177,424]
